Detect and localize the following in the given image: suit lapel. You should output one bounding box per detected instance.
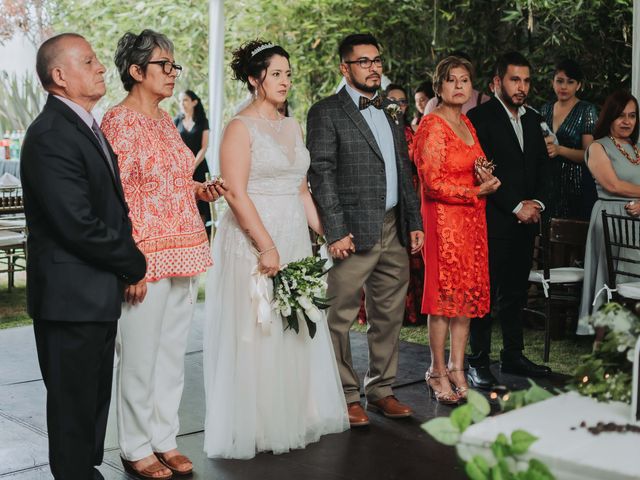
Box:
[338,88,384,161]
[48,96,127,207]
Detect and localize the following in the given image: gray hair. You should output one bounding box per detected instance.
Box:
[36,32,85,90]
[114,29,174,92]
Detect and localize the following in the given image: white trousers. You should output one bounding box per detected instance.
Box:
[116,276,196,461]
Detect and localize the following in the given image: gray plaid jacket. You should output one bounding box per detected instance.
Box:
[307,87,422,251]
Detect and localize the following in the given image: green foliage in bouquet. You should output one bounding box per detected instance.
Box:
[272,256,331,339]
[422,386,555,480]
[569,302,640,404]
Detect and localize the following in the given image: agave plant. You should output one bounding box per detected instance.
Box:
[0,70,45,131]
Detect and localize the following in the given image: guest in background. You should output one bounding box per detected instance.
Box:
[540,59,598,220]
[385,83,426,324]
[414,56,498,403]
[411,81,434,130]
[424,51,490,115]
[175,89,212,234]
[467,52,552,388]
[579,91,640,332]
[102,29,223,478]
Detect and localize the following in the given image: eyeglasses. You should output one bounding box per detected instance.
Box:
[343,56,384,69]
[147,60,183,77]
[389,98,408,105]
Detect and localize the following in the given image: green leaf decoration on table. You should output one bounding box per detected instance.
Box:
[490,433,511,460]
[524,459,555,480]
[421,416,460,446]
[523,380,554,404]
[467,389,491,423]
[451,404,473,433]
[465,456,490,480]
[510,430,538,455]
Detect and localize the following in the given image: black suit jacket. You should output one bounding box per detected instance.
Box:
[307,87,422,251]
[467,97,551,239]
[20,95,146,323]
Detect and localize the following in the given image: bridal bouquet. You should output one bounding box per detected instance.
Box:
[272,256,331,339]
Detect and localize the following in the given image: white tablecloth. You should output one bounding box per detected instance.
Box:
[0,161,20,179]
[460,392,640,480]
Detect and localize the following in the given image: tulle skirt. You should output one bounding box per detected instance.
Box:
[203,194,349,459]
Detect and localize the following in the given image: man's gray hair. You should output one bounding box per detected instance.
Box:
[36,33,85,90]
[114,29,174,92]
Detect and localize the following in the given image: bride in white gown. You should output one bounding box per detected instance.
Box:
[203,41,349,459]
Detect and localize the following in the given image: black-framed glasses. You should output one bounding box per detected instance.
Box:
[389,98,408,105]
[147,60,183,77]
[343,56,384,69]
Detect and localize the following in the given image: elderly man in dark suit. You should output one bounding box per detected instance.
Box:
[466,51,552,389]
[307,33,423,427]
[21,33,146,480]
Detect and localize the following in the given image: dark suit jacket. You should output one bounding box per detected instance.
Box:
[467,97,551,239]
[20,95,146,323]
[306,87,422,251]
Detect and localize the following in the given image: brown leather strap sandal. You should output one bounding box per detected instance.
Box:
[121,457,173,480]
[155,452,193,476]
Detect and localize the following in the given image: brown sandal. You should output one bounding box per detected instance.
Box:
[121,456,172,480]
[155,452,193,476]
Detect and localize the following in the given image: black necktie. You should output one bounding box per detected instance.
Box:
[359,95,383,110]
[91,120,115,177]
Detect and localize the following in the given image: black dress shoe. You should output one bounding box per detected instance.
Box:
[467,365,498,389]
[500,353,551,377]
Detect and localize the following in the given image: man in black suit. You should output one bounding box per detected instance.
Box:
[466,52,551,388]
[21,33,146,479]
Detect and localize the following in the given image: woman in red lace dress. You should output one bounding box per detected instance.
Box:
[414,56,500,404]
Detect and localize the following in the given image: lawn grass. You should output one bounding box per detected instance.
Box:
[0,272,32,330]
[352,321,592,376]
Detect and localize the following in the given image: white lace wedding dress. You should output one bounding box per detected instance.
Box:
[203,115,349,459]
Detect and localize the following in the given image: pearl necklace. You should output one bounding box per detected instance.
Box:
[255,107,284,133]
[609,136,640,165]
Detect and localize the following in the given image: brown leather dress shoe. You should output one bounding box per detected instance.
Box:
[155,452,193,476]
[347,401,370,427]
[367,395,413,418]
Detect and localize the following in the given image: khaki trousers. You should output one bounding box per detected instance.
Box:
[327,210,409,404]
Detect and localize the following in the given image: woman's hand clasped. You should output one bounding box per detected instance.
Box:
[625,200,640,217]
[124,279,147,305]
[195,178,227,203]
[476,167,501,197]
[258,247,281,277]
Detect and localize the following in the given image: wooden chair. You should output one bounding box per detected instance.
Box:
[601,211,640,305]
[527,218,589,362]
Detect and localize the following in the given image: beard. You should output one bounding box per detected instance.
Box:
[351,74,380,94]
[499,84,527,109]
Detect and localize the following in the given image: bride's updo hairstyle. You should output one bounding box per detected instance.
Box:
[230,40,290,94]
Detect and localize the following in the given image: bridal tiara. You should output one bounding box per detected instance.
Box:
[251,43,276,58]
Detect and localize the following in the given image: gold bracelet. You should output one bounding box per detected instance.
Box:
[258,245,276,256]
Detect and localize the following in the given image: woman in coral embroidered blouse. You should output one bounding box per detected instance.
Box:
[414,56,500,405]
[101,30,223,478]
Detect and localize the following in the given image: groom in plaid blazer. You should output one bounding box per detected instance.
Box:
[307,33,423,427]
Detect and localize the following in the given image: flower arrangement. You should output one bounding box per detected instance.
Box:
[571,302,640,403]
[272,256,331,339]
[385,103,402,125]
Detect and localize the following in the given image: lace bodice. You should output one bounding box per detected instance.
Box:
[233,116,310,196]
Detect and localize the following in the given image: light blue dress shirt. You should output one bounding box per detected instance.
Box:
[344,83,398,211]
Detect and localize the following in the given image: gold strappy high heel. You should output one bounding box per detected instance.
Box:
[425,369,460,405]
[447,367,469,401]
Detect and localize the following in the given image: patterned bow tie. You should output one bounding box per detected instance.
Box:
[359,95,383,110]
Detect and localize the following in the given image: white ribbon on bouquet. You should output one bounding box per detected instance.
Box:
[250,265,273,335]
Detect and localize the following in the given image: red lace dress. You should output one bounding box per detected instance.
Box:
[414,114,490,317]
